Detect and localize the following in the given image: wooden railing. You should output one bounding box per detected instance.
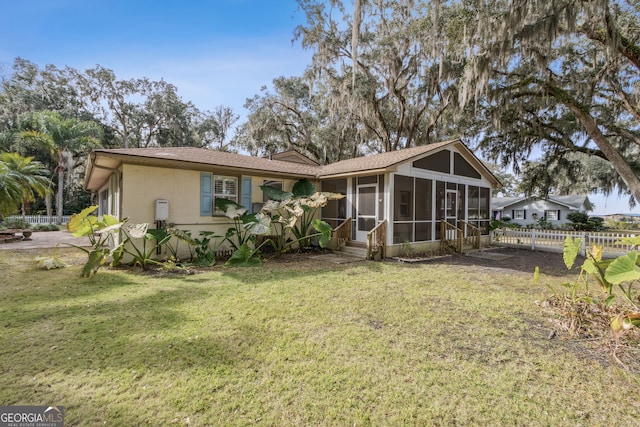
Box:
[440,220,463,253]
[367,220,387,260]
[333,219,352,251]
[459,220,481,250]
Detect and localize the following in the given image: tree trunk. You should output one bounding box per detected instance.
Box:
[45,191,52,224]
[56,163,64,225]
[544,82,640,202]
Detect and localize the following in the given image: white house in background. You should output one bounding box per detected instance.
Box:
[492,195,593,227]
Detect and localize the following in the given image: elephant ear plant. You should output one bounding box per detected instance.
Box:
[260,178,343,254]
[64,205,127,278]
[214,198,271,266]
[538,235,640,340]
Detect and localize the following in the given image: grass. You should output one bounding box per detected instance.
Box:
[1,248,639,426]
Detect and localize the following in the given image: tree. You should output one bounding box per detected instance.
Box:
[0,58,81,132]
[293,0,469,153]
[0,152,50,217]
[458,0,640,205]
[483,162,520,197]
[72,65,223,148]
[13,111,102,223]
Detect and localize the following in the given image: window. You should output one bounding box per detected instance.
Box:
[201,173,238,215]
[514,210,526,220]
[545,210,560,221]
[262,180,283,202]
[214,176,238,213]
[99,189,109,217]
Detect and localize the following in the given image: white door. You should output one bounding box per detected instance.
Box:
[356,184,378,241]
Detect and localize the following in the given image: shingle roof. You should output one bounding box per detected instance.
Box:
[548,195,593,211]
[91,147,319,177]
[492,195,593,211]
[87,138,501,190]
[318,140,457,177]
[491,197,525,209]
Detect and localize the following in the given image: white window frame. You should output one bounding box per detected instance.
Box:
[514,209,526,220]
[213,175,238,214]
[545,210,560,221]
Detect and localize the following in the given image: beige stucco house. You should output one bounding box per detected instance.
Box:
[84,138,500,258]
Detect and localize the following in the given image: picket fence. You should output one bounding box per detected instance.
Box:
[492,228,638,258]
[5,215,71,225]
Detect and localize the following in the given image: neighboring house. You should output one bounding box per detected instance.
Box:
[492,195,593,227]
[84,138,500,257]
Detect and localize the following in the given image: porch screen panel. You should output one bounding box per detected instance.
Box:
[393,175,413,244]
[479,187,490,234]
[435,181,445,240]
[321,179,347,228]
[435,181,445,221]
[414,178,432,242]
[394,223,413,244]
[415,222,432,241]
[457,184,466,224]
[394,175,413,221]
[415,178,432,221]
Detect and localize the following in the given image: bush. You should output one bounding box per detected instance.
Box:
[32,224,60,232]
[0,218,31,230]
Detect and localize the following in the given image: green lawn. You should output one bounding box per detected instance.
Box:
[1,248,639,426]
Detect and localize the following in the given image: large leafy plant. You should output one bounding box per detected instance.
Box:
[120,223,173,270]
[260,178,343,253]
[65,205,126,277]
[540,235,640,337]
[214,198,271,266]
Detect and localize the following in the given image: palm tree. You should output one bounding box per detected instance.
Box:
[14,111,102,224]
[0,152,50,217]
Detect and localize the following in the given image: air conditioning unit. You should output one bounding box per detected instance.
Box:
[155,199,169,221]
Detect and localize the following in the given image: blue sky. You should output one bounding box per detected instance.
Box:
[0,0,309,116]
[1,0,637,215]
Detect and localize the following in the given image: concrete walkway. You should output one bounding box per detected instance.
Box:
[0,230,92,250]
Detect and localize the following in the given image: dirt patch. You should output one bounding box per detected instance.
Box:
[436,246,577,277]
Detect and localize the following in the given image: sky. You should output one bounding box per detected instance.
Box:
[0,0,637,216]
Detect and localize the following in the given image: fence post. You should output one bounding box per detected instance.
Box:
[580,232,586,257]
[530,228,536,251]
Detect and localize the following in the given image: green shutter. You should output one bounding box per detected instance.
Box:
[200,174,212,216]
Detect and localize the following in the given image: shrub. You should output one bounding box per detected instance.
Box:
[1,218,31,230]
[32,224,60,231]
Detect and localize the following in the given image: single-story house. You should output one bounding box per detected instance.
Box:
[84,138,501,258]
[492,195,593,227]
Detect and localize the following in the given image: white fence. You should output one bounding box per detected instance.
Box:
[492,228,639,258]
[5,215,71,225]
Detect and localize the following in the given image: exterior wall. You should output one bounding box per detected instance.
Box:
[119,164,319,259]
[384,235,492,258]
[498,199,575,227]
